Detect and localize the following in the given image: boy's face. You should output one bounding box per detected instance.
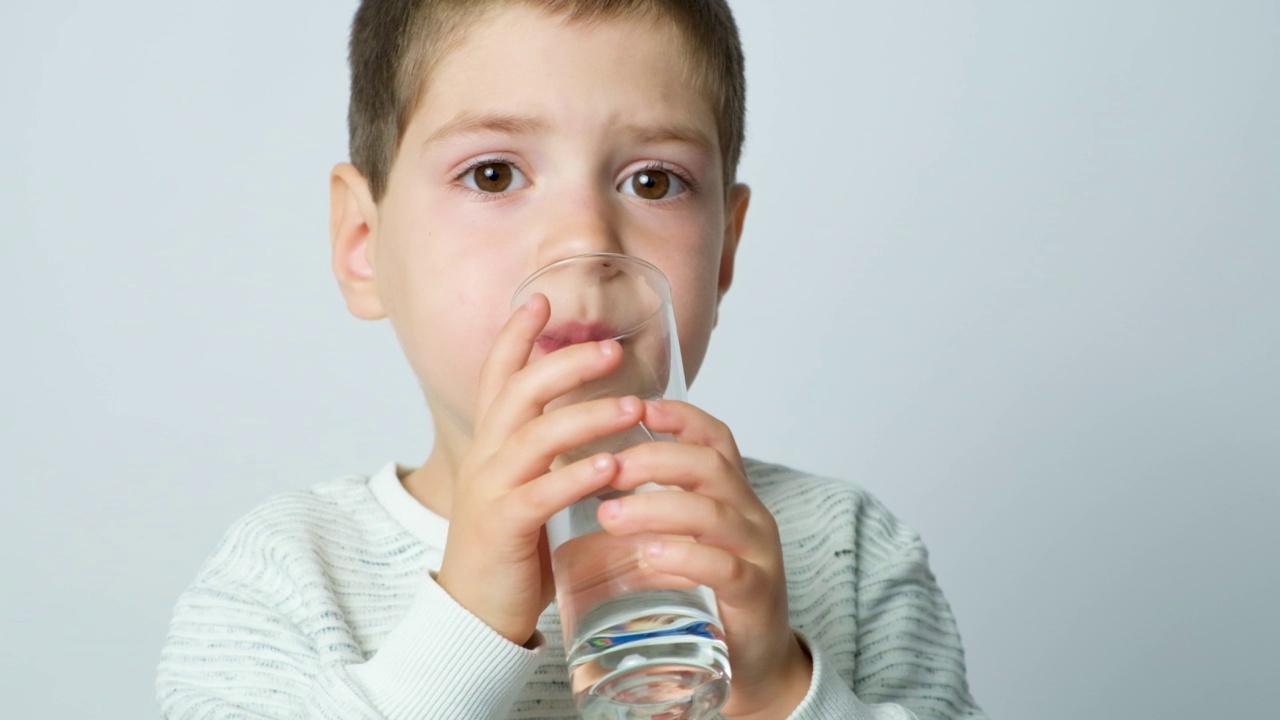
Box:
[332,4,749,445]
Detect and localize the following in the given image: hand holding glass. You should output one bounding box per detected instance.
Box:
[511,253,730,720]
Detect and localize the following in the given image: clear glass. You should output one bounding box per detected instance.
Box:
[511,253,730,720]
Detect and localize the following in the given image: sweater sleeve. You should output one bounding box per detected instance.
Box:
[786,632,920,720]
[157,522,542,720]
[850,509,988,720]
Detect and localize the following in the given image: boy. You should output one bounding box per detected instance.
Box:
[157,1,987,718]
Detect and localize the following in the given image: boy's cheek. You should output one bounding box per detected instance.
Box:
[394,294,505,391]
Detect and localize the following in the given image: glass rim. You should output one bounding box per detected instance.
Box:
[510,253,670,342]
[510,252,671,309]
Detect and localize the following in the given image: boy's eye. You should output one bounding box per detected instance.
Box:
[621,169,686,200]
[463,162,526,194]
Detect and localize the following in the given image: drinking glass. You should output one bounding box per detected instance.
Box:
[511,253,730,720]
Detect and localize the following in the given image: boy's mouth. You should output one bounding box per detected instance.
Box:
[536,321,619,354]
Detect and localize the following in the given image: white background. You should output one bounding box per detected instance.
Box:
[3,1,1277,718]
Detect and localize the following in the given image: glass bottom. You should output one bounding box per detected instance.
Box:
[575,663,728,720]
[570,635,729,720]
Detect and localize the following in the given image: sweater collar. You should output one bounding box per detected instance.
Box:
[368,461,450,550]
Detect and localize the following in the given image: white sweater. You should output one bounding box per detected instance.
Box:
[157,459,986,719]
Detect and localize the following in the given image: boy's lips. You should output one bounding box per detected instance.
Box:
[536,321,619,354]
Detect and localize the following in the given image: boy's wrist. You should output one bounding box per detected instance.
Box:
[726,634,813,720]
[433,564,541,648]
[349,575,542,719]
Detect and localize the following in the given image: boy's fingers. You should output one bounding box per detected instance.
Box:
[505,453,618,529]
[611,441,761,512]
[638,539,771,609]
[597,490,760,558]
[475,293,549,416]
[475,339,624,453]
[490,395,645,486]
[640,399,745,469]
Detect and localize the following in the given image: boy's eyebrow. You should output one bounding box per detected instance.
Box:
[423,112,714,155]
[619,122,715,155]
[424,112,550,145]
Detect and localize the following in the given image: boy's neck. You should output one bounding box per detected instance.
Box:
[400,435,464,519]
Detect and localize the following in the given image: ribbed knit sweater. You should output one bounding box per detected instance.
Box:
[157,459,986,719]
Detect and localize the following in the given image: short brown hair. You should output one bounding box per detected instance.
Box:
[347,0,746,201]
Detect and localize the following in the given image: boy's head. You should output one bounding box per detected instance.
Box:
[346,0,746,202]
[330,0,751,455]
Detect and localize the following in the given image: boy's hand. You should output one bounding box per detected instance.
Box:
[435,294,645,646]
[600,400,813,720]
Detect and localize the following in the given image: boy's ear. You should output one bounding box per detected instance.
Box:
[716,182,751,311]
[330,163,387,320]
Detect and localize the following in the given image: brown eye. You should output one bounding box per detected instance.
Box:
[621,168,687,200]
[631,170,671,199]
[471,162,514,193]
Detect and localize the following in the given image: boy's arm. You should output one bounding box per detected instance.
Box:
[778,506,986,720]
[781,632,919,720]
[157,564,540,720]
[845,512,988,720]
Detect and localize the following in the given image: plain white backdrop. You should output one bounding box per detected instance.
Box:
[2,1,1277,718]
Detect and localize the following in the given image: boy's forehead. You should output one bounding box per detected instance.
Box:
[408,4,719,145]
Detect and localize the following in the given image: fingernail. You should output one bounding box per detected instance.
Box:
[593,454,613,473]
[600,499,621,519]
[598,339,617,356]
[619,396,640,414]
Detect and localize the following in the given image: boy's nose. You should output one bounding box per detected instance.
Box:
[532,189,626,268]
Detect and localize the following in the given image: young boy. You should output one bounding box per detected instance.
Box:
[157,1,987,718]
